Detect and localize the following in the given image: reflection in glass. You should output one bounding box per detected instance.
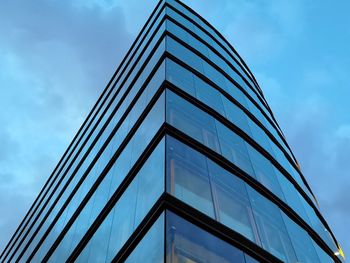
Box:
[246,145,285,202]
[167,137,215,218]
[247,186,297,263]
[208,160,258,243]
[166,211,246,263]
[125,213,165,263]
[282,213,320,263]
[166,90,220,153]
[76,137,165,262]
[216,122,254,176]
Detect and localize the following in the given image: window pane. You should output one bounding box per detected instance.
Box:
[195,77,226,116]
[275,168,309,222]
[207,160,258,243]
[282,213,320,263]
[166,90,220,152]
[246,145,285,201]
[221,96,251,136]
[247,119,274,156]
[216,122,254,176]
[166,59,195,97]
[247,186,297,263]
[167,37,204,73]
[166,137,215,218]
[312,240,334,263]
[125,213,165,263]
[166,211,246,263]
[245,254,260,263]
[76,137,165,262]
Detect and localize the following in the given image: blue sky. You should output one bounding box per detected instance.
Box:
[0,0,349,257]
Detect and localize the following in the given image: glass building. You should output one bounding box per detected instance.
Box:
[1,0,345,262]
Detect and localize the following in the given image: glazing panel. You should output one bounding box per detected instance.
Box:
[312,240,334,263]
[246,144,285,202]
[194,77,226,116]
[76,137,165,262]
[166,211,246,263]
[246,186,297,263]
[166,90,220,153]
[216,122,255,176]
[207,160,258,242]
[221,95,252,136]
[282,213,320,263]
[247,119,274,157]
[124,213,165,263]
[166,137,215,218]
[275,168,309,222]
[166,59,195,96]
[167,37,204,73]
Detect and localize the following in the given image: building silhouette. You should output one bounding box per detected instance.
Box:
[0,0,344,262]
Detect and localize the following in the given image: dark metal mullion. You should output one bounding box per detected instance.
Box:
[164,42,315,214]
[5,83,120,262]
[171,0,288,144]
[167,3,267,108]
[163,194,281,263]
[165,33,300,176]
[26,44,167,261]
[1,2,166,260]
[14,30,168,262]
[164,125,339,262]
[164,86,335,258]
[164,9,296,166]
[165,4,268,116]
[41,77,167,262]
[163,54,323,222]
[165,14,298,172]
[67,126,167,262]
[163,55,337,248]
[1,51,116,263]
[106,3,166,106]
[13,11,168,258]
[164,50,305,190]
[171,0,264,104]
[112,195,166,263]
[110,192,282,263]
[165,81,308,206]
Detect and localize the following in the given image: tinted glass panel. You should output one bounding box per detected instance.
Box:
[125,213,164,263]
[216,122,254,176]
[207,161,258,242]
[166,90,220,152]
[246,145,285,201]
[195,77,225,116]
[166,211,246,263]
[282,214,320,263]
[75,125,165,262]
[167,137,215,218]
[247,186,297,263]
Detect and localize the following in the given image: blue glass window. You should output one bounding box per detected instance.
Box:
[282,213,320,263]
[166,137,215,218]
[76,136,165,262]
[125,213,165,263]
[216,122,254,176]
[208,160,258,242]
[166,90,220,152]
[246,145,285,201]
[246,186,297,262]
[166,211,246,263]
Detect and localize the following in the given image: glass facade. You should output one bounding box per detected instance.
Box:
[1,0,343,262]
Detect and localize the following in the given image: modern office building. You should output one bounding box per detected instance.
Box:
[0,0,345,262]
